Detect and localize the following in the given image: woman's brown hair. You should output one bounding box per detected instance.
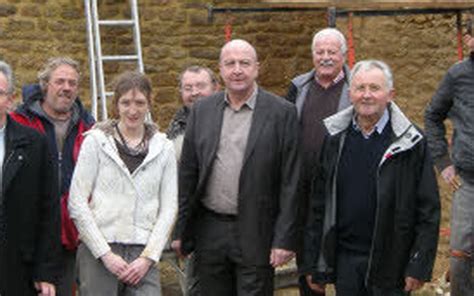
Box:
[111,71,152,118]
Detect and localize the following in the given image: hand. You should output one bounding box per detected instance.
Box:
[404,276,424,291]
[441,165,461,191]
[101,251,129,277]
[305,274,326,294]
[464,34,474,52]
[34,281,55,296]
[119,257,153,286]
[171,239,185,258]
[269,248,295,268]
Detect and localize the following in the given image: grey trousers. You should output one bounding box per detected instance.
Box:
[77,243,161,296]
[450,178,474,296]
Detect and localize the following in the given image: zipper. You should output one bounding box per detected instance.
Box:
[365,162,381,287]
[58,152,62,193]
[365,144,397,286]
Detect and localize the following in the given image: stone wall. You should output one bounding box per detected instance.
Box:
[0,0,469,129]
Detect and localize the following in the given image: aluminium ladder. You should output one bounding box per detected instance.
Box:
[84,0,145,120]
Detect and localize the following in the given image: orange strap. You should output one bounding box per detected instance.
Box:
[456,12,464,61]
[225,22,232,42]
[451,249,471,259]
[347,12,355,68]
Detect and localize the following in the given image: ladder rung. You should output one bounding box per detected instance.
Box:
[98,20,135,26]
[102,55,138,62]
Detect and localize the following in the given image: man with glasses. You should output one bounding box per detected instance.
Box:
[0,60,59,296]
[11,57,95,296]
[168,65,220,296]
[175,39,300,295]
[167,65,220,160]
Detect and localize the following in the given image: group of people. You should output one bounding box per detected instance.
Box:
[0,26,472,296]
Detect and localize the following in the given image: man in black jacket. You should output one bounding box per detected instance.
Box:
[306,60,440,295]
[0,61,60,295]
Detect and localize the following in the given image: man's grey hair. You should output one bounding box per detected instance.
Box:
[0,61,15,94]
[38,57,81,92]
[350,60,394,90]
[311,28,348,55]
[178,65,219,91]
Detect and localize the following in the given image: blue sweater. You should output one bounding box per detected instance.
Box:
[336,122,392,254]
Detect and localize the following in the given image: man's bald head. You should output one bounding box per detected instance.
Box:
[219,39,260,99]
[219,39,258,64]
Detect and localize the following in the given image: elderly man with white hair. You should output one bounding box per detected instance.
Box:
[304,60,440,295]
[285,27,351,295]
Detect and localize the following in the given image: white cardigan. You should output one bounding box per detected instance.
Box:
[69,123,177,262]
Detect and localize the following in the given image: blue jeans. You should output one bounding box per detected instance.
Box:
[450,178,474,296]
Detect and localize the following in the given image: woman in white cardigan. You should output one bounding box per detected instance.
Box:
[69,71,177,295]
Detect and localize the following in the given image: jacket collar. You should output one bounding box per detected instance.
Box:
[85,120,165,175]
[3,116,33,192]
[5,115,31,149]
[20,84,95,126]
[324,102,423,154]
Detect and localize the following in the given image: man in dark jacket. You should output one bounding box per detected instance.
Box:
[285,27,351,296]
[175,39,300,295]
[424,34,474,296]
[10,57,95,296]
[0,61,60,295]
[306,60,440,295]
[168,65,219,296]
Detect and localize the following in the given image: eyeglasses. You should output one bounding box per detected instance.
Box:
[0,90,10,97]
[181,82,210,93]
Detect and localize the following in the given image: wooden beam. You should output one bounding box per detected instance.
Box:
[262,1,474,10]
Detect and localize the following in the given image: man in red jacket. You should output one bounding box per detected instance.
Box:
[11,57,95,296]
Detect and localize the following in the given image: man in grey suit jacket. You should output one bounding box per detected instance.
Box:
[174,39,300,295]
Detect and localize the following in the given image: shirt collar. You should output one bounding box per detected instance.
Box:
[315,70,345,87]
[224,83,258,110]
[352,108,389,139]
